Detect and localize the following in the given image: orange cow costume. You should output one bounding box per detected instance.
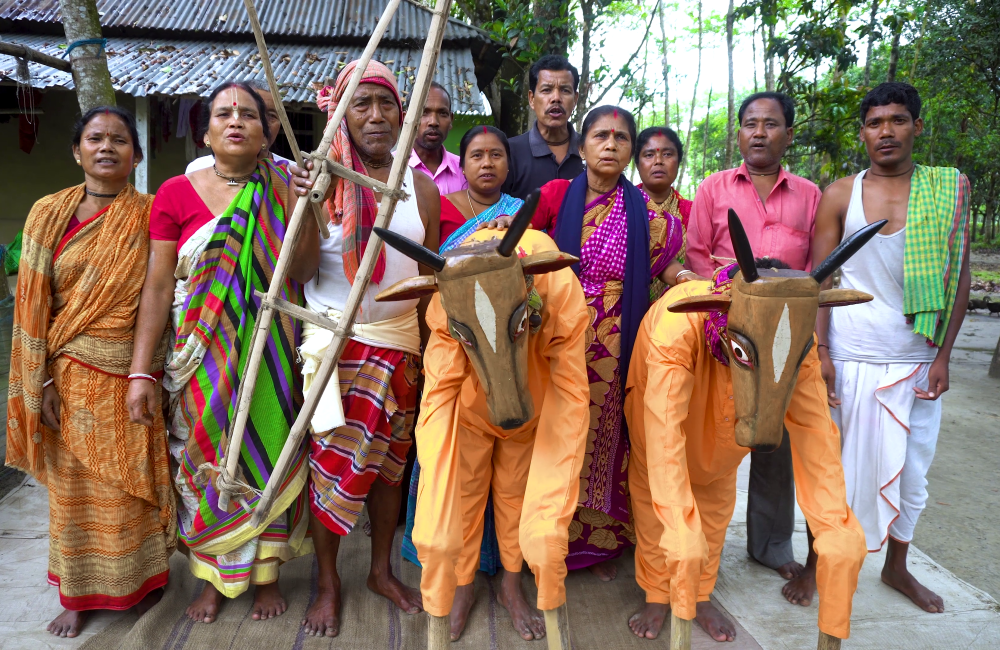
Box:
[625,210,883,645]
[407,227,590,618]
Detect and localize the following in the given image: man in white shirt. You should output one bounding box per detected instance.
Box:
[185,79,290,173]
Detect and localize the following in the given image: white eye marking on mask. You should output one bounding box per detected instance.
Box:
[772,302,791,384]
[475,280,497,352]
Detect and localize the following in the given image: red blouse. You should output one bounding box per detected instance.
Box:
[439,196,469,245]
[149,175,216,251]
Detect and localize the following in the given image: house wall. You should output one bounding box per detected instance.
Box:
[0,88,197,246]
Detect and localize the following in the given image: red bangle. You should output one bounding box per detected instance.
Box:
[128,373,157,384]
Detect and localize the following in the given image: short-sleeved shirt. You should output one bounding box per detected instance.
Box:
[408,149,467,195]
[502,123,584,200]
[685,164,821,276]
[149,175,216,251]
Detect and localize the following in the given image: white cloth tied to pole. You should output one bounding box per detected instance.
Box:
[299,308,421,433]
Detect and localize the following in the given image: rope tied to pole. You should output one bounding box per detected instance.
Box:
[193,460,263,502]
[63,38,108,57]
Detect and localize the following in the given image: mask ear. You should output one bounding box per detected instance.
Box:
[818,288,873,307]
[375,275,439,302]
[667,294,732,313]
[520,251,580,275]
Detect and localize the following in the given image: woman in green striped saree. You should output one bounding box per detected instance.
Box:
[128,82,321,624]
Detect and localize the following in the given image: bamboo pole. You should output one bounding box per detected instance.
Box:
[670,612,691,650]
[241,0,328,239]
[247,0,454,528]
[818,632,842,650]
[217,0,405,511]
[544,604,571,650]
[427,614,451,650]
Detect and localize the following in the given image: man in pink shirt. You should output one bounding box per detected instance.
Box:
[686,91,822,586]
[408,82,468,195]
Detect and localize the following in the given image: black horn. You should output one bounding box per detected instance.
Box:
[497,189,541,257]
[811,219,888,285]
[373,227,446,272]
[727,208,759,283]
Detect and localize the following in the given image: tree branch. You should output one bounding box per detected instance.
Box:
[0,41,72,72]
[585,2,658,111]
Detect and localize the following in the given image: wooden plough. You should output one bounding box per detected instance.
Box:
[219,1,575,647]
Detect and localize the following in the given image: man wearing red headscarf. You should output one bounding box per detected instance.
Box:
[290,60,440,638]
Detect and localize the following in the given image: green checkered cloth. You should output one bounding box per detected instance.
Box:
[903,165,970,347]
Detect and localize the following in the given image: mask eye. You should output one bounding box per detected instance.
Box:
[730,339,754,369]
[509,302,528,341]
[449,321,476,348]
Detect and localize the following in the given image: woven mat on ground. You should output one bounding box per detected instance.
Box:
[80,525,758,650]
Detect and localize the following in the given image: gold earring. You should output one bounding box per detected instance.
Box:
[75,159,81,165]
[205,141,211,149]
[261,143,266,150]
[133,162,139,168]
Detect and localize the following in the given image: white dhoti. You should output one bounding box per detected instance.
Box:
[831,361,942,551]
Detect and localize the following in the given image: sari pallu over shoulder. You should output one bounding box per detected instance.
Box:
[165,160,310,562]
[7,184,155,481]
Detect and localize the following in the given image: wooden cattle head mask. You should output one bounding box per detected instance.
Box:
[374,192,578,430]
[668,210,886,451]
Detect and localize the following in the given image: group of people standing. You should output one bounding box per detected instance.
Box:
[5,49,967,646]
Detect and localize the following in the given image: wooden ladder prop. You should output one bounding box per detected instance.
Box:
[217,0,453,527]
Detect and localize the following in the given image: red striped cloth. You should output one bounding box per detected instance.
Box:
[308,339,419,535]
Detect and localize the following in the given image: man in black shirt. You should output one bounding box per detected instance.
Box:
[502,55,585,199]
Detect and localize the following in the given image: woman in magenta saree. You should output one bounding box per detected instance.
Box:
[529,108,688,576]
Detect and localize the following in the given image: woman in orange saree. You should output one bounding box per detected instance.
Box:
[6,107,175,638]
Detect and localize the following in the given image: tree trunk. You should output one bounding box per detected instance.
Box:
[863,0,880,86]
[909,1,929,80]
[575,0,594,130]
[497,58,531,137]
[659,0,670,125]
[765,19,776,91]
[533,0,570,58]
[702,87,713,180]
[725,0,735,169]
[678,0,703,189]
[886,16,903,83]
[59,0,115,112]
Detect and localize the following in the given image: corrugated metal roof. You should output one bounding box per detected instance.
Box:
[0,33,485,113]
[0,0,489,44]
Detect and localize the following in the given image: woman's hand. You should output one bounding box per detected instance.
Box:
[127,380,157,426]
[477,214,515,231]
[41,384,61,431]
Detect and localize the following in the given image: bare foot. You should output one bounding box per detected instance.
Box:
[497,570,545,641]
[695,601,736,642]
[587,560,618,582]
[302,580,342,637]
[782,563,816,606]
[47,609,89,638]
[186,582,224,623]
[252,581,287,620]
[134,588,164,617]
[882,563,945,613]
[776,560,804,580]
[628,602,668,639]
[367,567,422,614]
[448,583,476,641]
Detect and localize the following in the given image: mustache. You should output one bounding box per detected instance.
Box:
[422,127,443,137]
[877,139,902,148]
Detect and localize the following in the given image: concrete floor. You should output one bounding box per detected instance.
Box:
[0,315,997,649]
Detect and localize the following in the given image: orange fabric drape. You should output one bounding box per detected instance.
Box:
[7,184,157,482]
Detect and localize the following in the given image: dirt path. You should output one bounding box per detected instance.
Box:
[912,312,1000,599]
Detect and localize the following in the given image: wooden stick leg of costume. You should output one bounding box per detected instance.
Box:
[427,614,450,650]
[543,604,571,650]
[244,0,455,524]
[670,613,692,650]
[818,632,842,650]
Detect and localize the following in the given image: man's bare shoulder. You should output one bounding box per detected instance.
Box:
[820,174,857,210]
[410,167,439,202]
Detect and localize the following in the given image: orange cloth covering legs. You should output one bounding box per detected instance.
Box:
[412,230,591,617]
[625,281,867,639]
